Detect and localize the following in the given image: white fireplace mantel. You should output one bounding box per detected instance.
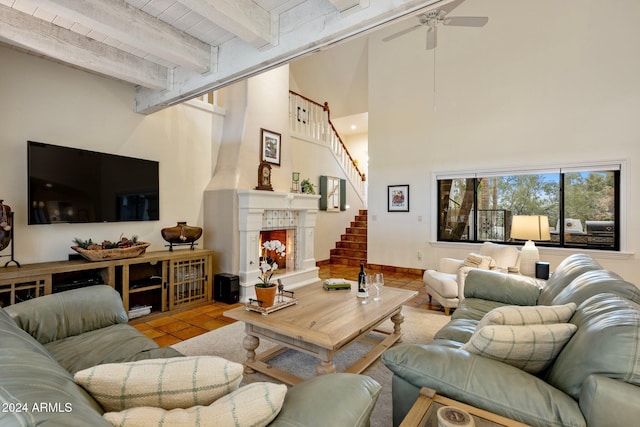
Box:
[236,190,320,300]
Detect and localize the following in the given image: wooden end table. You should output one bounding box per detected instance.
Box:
[224,281,417,385]
[400,387,529,427]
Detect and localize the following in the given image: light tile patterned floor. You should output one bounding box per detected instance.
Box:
[132,264,442,346]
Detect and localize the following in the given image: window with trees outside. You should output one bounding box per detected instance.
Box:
[437,165,620,251]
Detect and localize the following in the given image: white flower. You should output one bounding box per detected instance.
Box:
[260,261,272,273]
[258,240,285,286]
[262,240,286,255]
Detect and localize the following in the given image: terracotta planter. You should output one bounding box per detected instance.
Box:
[255,285,277,308]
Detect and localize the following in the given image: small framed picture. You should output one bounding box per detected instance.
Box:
[260,128,281,166]
[388,185,409,212]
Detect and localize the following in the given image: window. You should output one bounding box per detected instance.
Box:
[437,165,620,251]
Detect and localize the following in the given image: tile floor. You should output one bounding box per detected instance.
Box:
[132,264,442,346]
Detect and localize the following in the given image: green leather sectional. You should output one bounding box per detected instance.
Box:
[382,254,640,427]
[0,285,381,426]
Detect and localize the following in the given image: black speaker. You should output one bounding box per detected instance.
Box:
[535,262,550,280]
[214,273,239,304]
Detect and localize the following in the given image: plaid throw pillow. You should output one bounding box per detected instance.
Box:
[74,356,243,412]
[462,323,577,374]
[103,382,287,427]
[476,302,577,331]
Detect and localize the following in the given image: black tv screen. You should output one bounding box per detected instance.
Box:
[28,141,159,224]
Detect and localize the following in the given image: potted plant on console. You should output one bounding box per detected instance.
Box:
[255,240,286,307]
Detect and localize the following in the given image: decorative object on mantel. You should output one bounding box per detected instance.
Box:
[254,239,286,307]
[0,200,19,267]
[71,235,150,261]
[255,161,273,191]
[300,178,316,194]
[260,128,281,166]
[291,172,300,193]
[161,221,203,251]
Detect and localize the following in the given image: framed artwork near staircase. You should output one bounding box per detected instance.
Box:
[260,128,281,166]
[388,185,409,212]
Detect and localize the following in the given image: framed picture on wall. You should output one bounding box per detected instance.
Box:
[260,128,281,166]
[388,185,409,212]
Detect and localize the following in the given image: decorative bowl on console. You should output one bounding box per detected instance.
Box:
[161,221,203,250]
[71,236,150,261]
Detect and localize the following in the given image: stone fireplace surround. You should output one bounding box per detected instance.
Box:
[236,190,320,301]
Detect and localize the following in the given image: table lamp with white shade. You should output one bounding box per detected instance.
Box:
[511,215,551,277]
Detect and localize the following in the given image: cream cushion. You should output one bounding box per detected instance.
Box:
[102,382,287,427]
[479,242,520,270]
[461,323,577,374]
[476,302,577,331]
[462,253,495,270]
[74,356,243,411]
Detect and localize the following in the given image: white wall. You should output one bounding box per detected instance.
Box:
[343,132,369,179]
[0,45,223,264]
[367,0,640,282]
[289,36,368,118]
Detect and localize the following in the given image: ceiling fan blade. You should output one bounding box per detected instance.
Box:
[426,26,437,50]
[440,0,467,14]
[443,16,489,27]
[382,24,422,42]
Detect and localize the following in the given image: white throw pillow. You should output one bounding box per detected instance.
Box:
[479,242,520,269]
[74,356,243,412]
[462,323,577,374]
[462,253,495,270]
[103,382,287,427]
[476,302,577,331]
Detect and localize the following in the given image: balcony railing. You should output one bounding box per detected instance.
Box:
[289,91,366,204]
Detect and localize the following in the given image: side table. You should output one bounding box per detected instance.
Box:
[400,387,528,427]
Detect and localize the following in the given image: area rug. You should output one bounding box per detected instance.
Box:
[172,306,450,426]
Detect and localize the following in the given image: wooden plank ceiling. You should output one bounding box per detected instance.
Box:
[0,0,449,114]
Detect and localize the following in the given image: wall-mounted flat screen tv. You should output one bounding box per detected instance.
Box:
[28,141,159,224]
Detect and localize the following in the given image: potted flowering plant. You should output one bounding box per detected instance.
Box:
[255,239,286,307]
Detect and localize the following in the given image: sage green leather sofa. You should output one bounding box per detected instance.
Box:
[1,285,381,426]
[382,254,640,427]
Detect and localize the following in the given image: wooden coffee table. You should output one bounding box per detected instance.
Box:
[224,281,417,385]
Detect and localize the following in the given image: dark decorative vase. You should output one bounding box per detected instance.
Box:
[161,222,203,250]
[0,200,12,251]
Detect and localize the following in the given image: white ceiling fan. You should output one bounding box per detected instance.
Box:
[382,0,488,50]
[382,0,488,111]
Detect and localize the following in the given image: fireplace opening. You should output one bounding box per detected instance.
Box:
[259,228,295,272]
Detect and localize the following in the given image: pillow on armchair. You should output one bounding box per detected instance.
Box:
[462,253,496,270]
[479,242,520,271]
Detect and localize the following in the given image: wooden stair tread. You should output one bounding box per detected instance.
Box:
[330,210,368,266]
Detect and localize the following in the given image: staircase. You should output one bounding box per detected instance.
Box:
[330,210,367,266]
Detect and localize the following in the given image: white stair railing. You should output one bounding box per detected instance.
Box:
[289,91,366,204]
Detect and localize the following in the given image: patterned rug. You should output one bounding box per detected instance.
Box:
[172,305,450,426]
